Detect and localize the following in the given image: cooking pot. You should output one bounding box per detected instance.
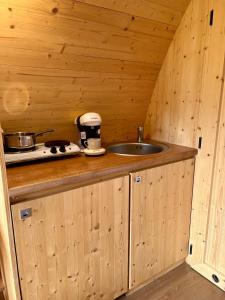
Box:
[4,129,54,150]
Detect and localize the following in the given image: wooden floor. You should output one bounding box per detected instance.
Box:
[120,264,225,300]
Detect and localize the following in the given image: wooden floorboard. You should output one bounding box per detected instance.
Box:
[120,263,225,300]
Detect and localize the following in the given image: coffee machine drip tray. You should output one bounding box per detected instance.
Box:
[83,148,106,156]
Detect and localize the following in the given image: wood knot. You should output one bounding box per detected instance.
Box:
[52,7,58,14]
[94,223,100,230]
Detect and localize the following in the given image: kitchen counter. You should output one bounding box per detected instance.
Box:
[7,142,197,204]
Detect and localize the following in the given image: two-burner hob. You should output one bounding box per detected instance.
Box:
[4,140,80,165]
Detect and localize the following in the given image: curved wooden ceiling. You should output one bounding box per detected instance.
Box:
[0,0,190,142]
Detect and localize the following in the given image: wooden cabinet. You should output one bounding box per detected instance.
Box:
[11,176,129,300]
[129,159,195,289]
[11,159,196,299]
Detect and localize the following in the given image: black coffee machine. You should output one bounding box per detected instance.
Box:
[76,112,102,148]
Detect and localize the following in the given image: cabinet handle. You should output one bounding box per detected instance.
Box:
[134,176,142,184]
[20,208,32,220]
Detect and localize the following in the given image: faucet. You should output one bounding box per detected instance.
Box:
[137,126,144,143]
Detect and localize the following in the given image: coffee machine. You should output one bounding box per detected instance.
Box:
[75,112,102,148]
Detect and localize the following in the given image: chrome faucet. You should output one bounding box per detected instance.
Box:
[137,126,144,143]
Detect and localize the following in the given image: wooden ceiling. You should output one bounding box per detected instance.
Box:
[0,0,190,143]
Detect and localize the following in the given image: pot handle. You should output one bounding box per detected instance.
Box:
[35,129,54,137]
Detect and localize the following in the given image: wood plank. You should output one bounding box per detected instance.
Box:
[77,0,186,26]
[0,58,160,80]
[144,1,190,13]
[12,176,129,300]
[0,126,21,300]
[204,44,225,279]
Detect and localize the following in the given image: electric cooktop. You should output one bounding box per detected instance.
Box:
[4,140,80,165]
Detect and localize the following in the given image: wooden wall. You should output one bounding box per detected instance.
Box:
[0,0,190,143]
[145,0,225,146]
[144,0,225,290]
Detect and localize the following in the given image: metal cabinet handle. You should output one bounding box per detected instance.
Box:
[20,208,32,220]
[134,176,142,184]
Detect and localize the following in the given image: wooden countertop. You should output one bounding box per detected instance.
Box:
[7,142,197,204]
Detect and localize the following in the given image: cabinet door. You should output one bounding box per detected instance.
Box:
[129,160,194,289]
[11,176,129,300]
[187,68,225,291]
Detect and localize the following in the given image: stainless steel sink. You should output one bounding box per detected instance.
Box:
[107,142,168,156]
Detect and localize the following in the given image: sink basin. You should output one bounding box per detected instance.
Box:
[107,142,168,156]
